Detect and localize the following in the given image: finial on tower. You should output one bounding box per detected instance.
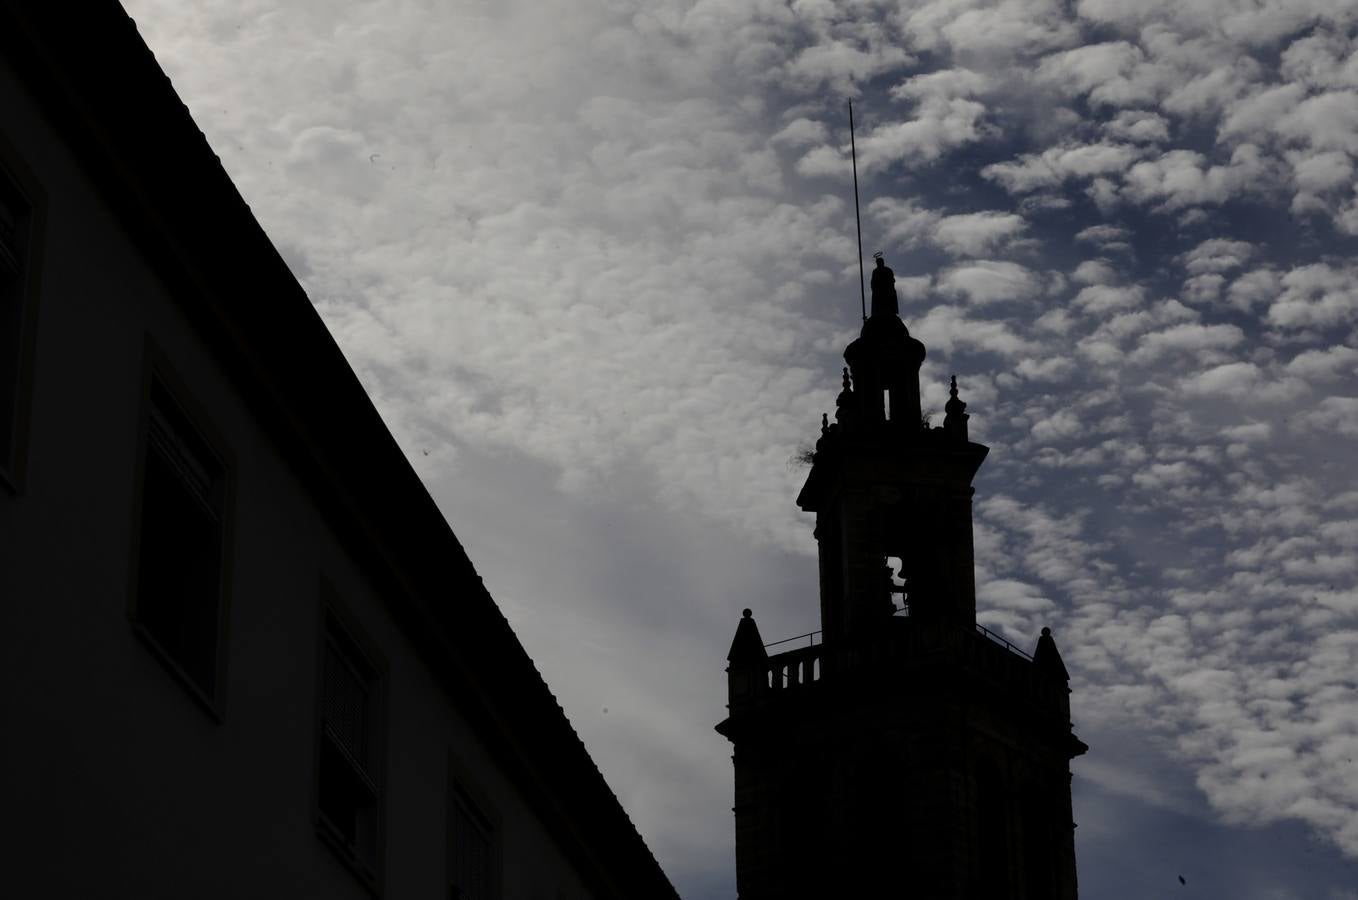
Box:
[835,367,856,426]
[944,374,970,441]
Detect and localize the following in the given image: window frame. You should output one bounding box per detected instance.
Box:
[447,755,502,900]
[125,340,235,719]
[314,587,389,895]
[0,131,48,496]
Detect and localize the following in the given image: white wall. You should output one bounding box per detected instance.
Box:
[0,50,599,900]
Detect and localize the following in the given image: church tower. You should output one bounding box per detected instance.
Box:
[716,256,1087,899]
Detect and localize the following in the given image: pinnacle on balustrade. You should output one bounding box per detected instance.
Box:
[727,608,768,666]
[1033,626,1070,681]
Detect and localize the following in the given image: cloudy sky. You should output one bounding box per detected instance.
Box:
[120,1,1358,896]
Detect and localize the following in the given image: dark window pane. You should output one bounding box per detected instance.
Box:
[322,641,370,770]
[977,763,1008,894]
[0,180,28,467]
[133,378,225,699]
[318,735,359,845]
[318,735,377,848]
[317,616,381,877]
[451,792,494,900]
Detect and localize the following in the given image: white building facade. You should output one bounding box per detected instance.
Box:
[0,5,676,898]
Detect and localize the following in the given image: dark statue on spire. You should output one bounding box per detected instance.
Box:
[869,253,899,318]
[841,253,926,429]
[717,247,1086,900]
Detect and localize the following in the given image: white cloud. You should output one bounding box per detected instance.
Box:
[1073,283,1145,315]
[1104,109,1171,143]
[1280,28,1358,90]
[1015,355,1075,381]
[1288,149,1353,194]
[1031,409,1082,442]
[1074,223,1131,248]
[1269,263,1358,329]
[806,67,997,173]
[911,305,1039,358]
[1276,90,1358,154]
[1295,397,1358,438]
[1130,323,1245,363]
[983,141,1143,194]
[1036,40,1160,108]
[1181,238,1256,275]
[1227,267,1281,312]
[1179,362,1304,402]
[1072,259,1119,285]
[931,210,1028,256]
[1122,144,1278,210]
[936,260,1042,305]
[782,38,913,94]
[978,577,1056,612]
[1132,460,1198,489]
[1220,83,1307,142]
[770,117,829,148]
[1221,421,1272,443]
[902,0,1079,58]
[1286,346,1358,381]
[867,200,1027,257]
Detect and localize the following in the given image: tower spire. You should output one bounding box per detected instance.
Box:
[840,252,926,430]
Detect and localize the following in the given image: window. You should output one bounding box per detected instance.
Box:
[885,555,907,615]
[130,369,231,709]
[316,606,386,889]
[976,760,1011,895]
[0,138,44,492]
[448,772,499,900]
[1022,783,1055,899]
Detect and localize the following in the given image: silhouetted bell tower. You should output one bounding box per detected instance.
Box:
[716,255,1087,899]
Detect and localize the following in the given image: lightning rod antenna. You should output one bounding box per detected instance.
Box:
[849,100,866,322]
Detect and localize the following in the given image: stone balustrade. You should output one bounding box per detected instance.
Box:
[735,620,1069,721]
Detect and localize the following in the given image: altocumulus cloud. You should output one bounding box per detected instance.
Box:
[124,0,1358,896]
